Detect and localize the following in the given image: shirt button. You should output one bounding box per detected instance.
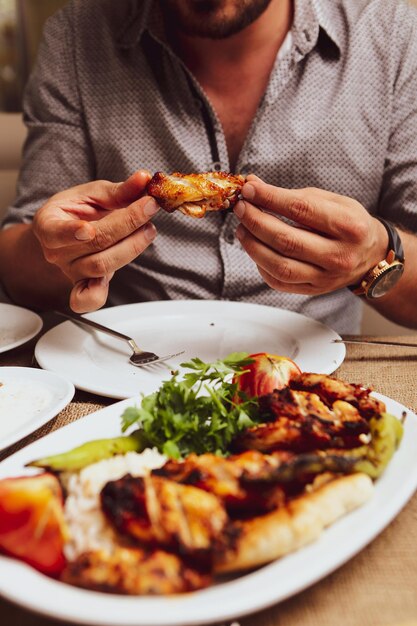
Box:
[225,232,235,244]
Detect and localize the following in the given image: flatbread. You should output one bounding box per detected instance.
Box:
[215,472,373,573]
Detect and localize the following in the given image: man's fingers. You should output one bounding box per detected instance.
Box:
[234,201,333,269]
[69,223,157,282]
[83,196,159,253]
[257,266,318,295]
[236,224,325,285]
[245,173,264,183]
[36,218,96,249]
[39,194,158,252]
[241,181,360,238]
[242,182,320,228]
[70,276,110,313]
[84,170,152,210]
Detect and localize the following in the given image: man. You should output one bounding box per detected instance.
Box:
[1,0,417,333]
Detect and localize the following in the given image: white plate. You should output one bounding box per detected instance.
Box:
[0,392,416,626]
[0,367,75,450]
[0,303,43,353]
[35,300,345,399]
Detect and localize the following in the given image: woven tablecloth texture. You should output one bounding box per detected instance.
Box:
[1,332,417,626]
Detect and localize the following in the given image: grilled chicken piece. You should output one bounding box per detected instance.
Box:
[290,372,386,420]
[62,547,210,594]
[234,388,370,453]
[153,449,363,509]
[101,474,227,563]
[147,171,245,217]
[153,451,289,516]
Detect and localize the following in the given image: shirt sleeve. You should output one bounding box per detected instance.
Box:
[378,0,417,233]
[1,4,95,227]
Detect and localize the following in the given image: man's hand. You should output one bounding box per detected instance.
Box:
[33,170,159,312]
[233,175,388,295]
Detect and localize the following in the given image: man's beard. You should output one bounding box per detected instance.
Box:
[161,0,274,39]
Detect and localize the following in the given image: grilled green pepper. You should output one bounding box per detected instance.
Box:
[353,412,404,478]
[26,430,150,472]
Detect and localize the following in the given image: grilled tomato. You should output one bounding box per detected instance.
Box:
[234,353,301,399]
[0,473,67,575]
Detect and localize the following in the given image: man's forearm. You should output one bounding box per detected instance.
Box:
[0,224,72,310]
[371,229,417,328]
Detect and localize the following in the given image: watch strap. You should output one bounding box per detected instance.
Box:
[375,217,404,262]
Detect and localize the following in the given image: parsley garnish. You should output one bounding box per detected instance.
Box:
[120,352,259,458]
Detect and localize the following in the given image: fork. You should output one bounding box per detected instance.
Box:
[54,310,185,367]
[332,338,417,348]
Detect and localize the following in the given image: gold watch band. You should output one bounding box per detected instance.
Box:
[348,219,405,298]
[351,250,399,297]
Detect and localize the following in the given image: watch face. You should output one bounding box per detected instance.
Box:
[368,265,404,298]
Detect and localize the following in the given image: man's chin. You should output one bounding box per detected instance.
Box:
[162,0,273,40]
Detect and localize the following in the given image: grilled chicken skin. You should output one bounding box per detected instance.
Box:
[290,372,386,420]
[234,387,371,454]
[101,474,227,563]
[62,547,210,594]
[146,171,245,217]
[152,450,362,514]
[153,451,288,516]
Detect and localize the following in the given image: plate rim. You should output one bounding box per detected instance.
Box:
[0,366,75,450]
[34,300,346,399]
[0,391,416,626]
[0,303,43,354]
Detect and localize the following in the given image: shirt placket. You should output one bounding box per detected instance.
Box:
[146,7,320,301]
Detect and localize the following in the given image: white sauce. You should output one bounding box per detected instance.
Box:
[0,379,53,438]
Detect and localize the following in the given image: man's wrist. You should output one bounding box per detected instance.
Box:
[348,218,405,299]
[369,216,390,267]
[347,217,388,292]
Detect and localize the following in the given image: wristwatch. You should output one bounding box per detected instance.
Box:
[349,218,405,299]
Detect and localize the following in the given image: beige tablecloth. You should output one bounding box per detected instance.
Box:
[1,330,417,626]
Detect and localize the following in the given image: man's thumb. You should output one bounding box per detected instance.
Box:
[91,170,152,209]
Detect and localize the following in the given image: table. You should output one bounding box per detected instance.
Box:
[1,323,417,626]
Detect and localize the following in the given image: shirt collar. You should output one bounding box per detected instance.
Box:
[116,0,153,49]
[291,0,344,60]
[116,0,345,57]
[312,0,346,55]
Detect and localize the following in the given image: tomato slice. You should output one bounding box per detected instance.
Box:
[0,473,67,576]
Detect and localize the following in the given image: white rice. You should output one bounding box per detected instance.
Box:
[63,449,166,561]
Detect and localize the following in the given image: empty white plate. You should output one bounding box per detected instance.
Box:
[35,300,345,399]
[0,303,43,353]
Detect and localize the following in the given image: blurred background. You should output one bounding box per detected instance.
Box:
[0,0,416,334]
[0,0,66,112]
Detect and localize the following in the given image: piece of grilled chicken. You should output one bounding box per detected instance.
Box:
[62,474,373,592]
[62,547,210,594]
[62,472,372,594]
[152,450,287,516]
[234,387,371,453]
[69,446,370,593]
[146,171,245,217]
[290,372,386,420]
[101,474,227,566]
[152,450,361,514]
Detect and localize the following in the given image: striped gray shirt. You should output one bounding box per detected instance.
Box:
[3,0,417,333]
